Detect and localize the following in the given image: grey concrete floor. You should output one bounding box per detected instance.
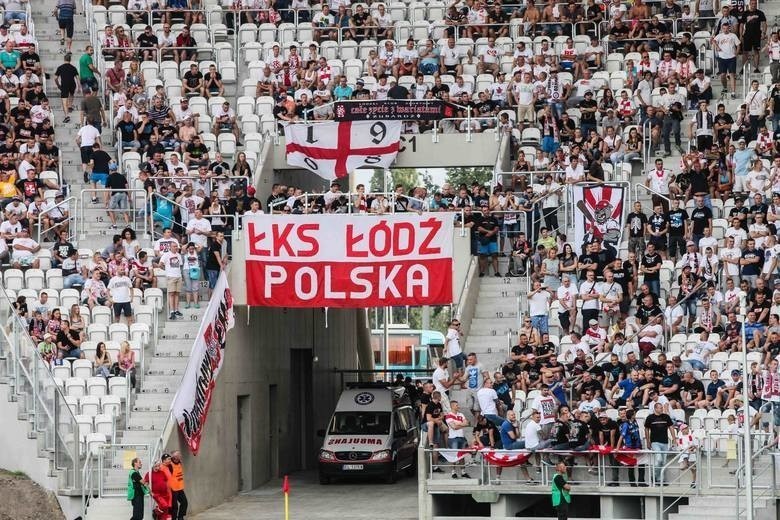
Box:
[191,471,418,520]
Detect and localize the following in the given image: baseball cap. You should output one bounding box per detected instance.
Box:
[678,423,688,431]
[526,353,536,361]
[731,369,741,376]
[589,318,598,325]
[584,90,593,95]
[686,241,695,247]
[356,78,365,85]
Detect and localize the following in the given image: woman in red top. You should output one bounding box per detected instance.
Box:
[144,458,172,520]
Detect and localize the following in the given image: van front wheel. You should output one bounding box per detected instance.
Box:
[384,466,397,484]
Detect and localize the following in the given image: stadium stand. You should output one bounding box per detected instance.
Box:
[0,0,780,516]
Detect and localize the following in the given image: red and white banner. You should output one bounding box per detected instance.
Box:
[170,271,235,455]
[244,214,454,308]
[440,448,530,466]
[572,184,625,256]
[285,120,401,180]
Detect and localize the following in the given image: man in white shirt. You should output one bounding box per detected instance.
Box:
[432,357,453,412]
[712,22,741,97]
[444,401,471,479]
[531,385,558,438]
[11,227,39,268]
[556,275,578,334]
[724,219,747,249]
[445,319,465,371]
[686,331,717,371]
[745,80,767,141]
[107,266,134,325]
[157,241,183,320]
[186,208,212,257]
[528,280,551,335]
[663,294,685,335]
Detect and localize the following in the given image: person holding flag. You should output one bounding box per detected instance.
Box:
[444,400,471,479]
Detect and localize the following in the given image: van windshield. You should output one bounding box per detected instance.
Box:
[329,412,391,435]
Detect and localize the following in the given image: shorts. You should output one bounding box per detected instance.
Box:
[113,301,133,318]
[717,57,737,74]
[167,277,183,292]
[183,273,200,293]
[743,37,761,53]
[109,192,129,210]
[443,65,458,75]
[207,269,219,289]
[80,146,94,164]
[478,240,498,256]
[90,172,108,186]
[679,452,697,464]
[649,235,667,250]
[58,17,74,38]
[60,84,76,98]
[450,352,465,369]
[447,437,468,450]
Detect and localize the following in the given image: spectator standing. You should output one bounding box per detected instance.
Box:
[644,403,675,484]
[106,163,130,229]
[127,457,147,520]
[205,232,226,298]
[528,280,552,335]
[168,451,188,520]
[158,242,183,320]
[182,242,201,309]
[551,461,572,520]
[54,53,79,121]
[617,408,646,486]
[108,266,134,325]
[144,456,172,520]
[445,319,465,371]
[444,401,471,479]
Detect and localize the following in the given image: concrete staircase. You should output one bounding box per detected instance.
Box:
[668,495,775,520]
[461,275,526,373]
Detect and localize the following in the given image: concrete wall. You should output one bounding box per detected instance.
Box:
[164,304,365,515]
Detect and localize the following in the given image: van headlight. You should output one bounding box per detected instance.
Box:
[369,450,391,461]
[319,450,336,461]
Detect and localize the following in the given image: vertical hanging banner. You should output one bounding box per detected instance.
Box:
[243,214,454,308]
[572,184,625,257]
[171,271,235,455]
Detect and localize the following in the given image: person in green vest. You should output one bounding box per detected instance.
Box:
[551,461,572,520]
[127,457,149,520]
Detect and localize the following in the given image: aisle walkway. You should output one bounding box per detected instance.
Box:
[191,471,418,520]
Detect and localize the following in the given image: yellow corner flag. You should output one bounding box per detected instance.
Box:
[282,475,290,520]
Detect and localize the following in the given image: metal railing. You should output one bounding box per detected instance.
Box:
[147,191,239,243]
[36,196,76,244]
[658,447,701,519]
[0,288,82,491]
[77,188,148,239]
[735,442,778,519]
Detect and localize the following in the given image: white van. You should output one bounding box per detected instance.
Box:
[318,383,419,484]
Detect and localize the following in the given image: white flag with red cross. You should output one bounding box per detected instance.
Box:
[285,120,402,181]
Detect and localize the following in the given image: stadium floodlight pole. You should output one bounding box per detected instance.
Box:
[741,322,754,520]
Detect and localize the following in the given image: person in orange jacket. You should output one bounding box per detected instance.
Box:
[167,451,188,520]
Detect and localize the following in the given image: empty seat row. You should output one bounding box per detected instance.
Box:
[54,376,128,398]
[64,394,122,418]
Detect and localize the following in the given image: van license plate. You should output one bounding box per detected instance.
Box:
[342,464,364,470]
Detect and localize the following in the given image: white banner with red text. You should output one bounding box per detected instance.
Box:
[243,213,454,308]
[170,271,235,455]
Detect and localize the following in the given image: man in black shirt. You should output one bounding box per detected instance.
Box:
[106,165,130,229]
[578,241,600,280]
[137,26,159,61]
[578,90,598,138]
[636,292,663,324]
[640,243,662,296]
[609,257,632,316]
[665,198,689,260]
[644,402,674,483]
[749,192,768,222]
[740,0,767,73]
[89,142,113,205]
[646,204,668,259]
[626,202,648,257]
[689,196,712,245]
[476,206,500,277]
[713,103,734,145]
[56,320,84,359]
[659,362,682,406]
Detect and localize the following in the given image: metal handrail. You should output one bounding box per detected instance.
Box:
[148,192,239,242]
[36,196,77,244]
[77,188,148,238]
[735,442,776,519]
[659,448,700,519]
[633,183,671,208]
[452,256,477,321]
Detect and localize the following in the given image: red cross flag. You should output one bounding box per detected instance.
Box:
[285,120,402,181]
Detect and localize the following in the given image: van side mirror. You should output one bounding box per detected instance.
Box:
[316,429,326,437]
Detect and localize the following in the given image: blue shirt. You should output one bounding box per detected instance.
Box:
[705,379,725,399]
[618,378,638,398]
[744,321,764,342]
[620,420,642,449]
[333,85,353,100]
[734,148,755,177]
[499,419,515,448]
